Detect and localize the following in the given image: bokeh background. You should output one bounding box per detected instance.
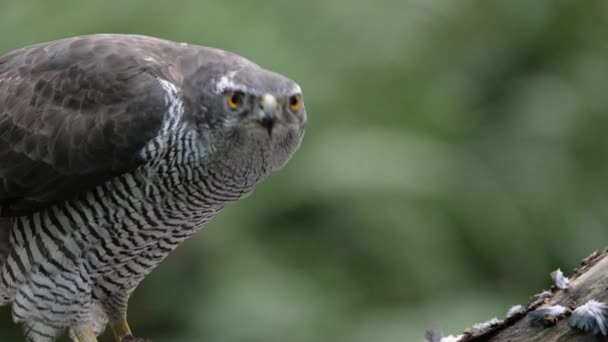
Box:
[1,0,608,341]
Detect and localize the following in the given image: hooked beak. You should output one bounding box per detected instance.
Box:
[258,94,277,135]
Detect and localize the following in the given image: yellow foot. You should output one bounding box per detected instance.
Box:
[111,318,132,342]
[111,319,152,342]
[73,325,98,342]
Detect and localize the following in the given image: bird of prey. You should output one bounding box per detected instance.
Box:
[0,34,307,342]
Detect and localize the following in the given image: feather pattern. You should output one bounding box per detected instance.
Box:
[0,35,180,215]
[0,34,306,341]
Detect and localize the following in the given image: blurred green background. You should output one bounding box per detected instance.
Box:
[1,0,608,341]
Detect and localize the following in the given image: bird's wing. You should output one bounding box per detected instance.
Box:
[0,36,172,216]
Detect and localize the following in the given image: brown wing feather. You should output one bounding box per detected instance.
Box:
[0,34,179,216]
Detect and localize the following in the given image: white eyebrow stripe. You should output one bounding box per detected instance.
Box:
[214,70,303,96]
[215,71,242,94]
[290,84,302,95]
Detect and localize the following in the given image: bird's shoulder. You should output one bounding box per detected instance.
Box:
[0,34,186,216]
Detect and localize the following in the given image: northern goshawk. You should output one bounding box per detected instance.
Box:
[0,34,307,341]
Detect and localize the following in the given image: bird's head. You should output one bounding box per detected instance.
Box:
[182,51,307,172]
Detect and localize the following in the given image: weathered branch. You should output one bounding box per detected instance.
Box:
[432,249,608,342]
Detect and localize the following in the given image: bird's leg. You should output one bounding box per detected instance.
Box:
[105,295,140,341]
[99,272,152,341]
[105,299,152,341]
[73,325,98,342]
[110,318,132,341]
[110,318,152,342]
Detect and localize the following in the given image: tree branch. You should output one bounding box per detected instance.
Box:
[433,249,608,341]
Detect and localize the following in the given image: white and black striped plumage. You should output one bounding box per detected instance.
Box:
[0,34,306,341]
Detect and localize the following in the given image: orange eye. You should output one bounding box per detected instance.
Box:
[227,92,244,110]
[289,95,301,112]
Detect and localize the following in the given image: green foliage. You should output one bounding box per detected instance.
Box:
[1,0,608,340]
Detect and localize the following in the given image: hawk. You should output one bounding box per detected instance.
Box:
[0,34,307,342]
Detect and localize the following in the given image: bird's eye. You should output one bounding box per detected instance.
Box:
[227,92,244,110]
[289,95,302,112]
